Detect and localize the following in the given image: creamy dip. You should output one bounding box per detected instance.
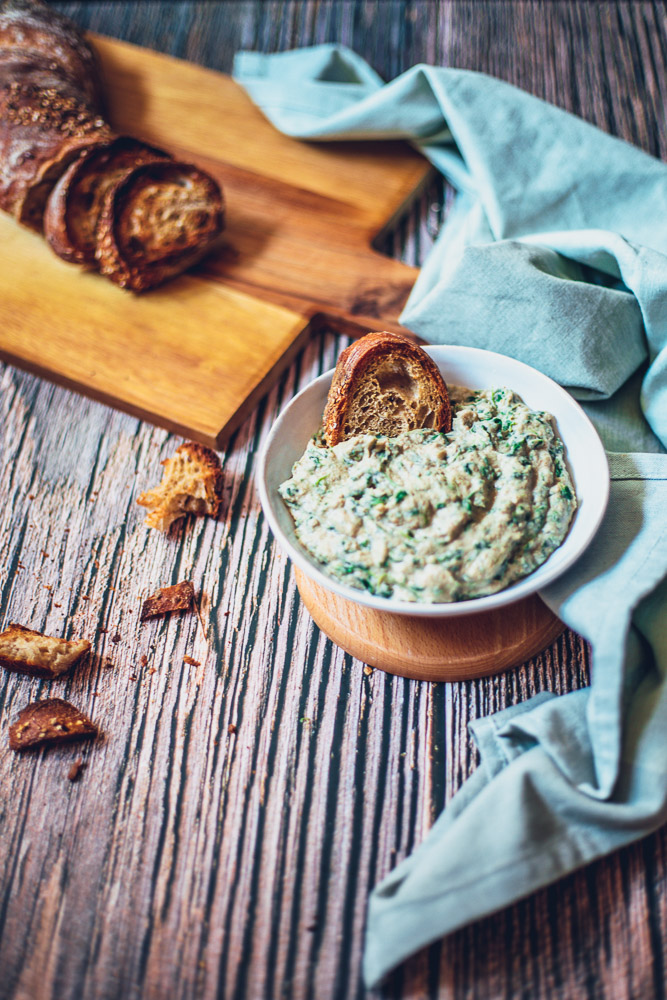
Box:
[279,386,577,603]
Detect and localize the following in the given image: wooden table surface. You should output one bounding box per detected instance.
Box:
[1,3,666,999]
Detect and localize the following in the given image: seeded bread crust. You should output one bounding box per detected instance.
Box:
[9,697,97,751]
[44,136,171,264]
[323,331,452,446]
[95,160,224,291]
[0,0,112,229]
[136,442,223,532]
[0,0,105,106]
[0,623,91,679]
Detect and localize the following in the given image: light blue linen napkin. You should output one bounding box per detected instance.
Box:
[234,47,667,987]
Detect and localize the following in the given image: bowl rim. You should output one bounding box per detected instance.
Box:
[257,345,610,618]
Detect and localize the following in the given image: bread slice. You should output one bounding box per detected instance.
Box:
[44,136,170,264]
[0,623,91,679]
[323,331,452,446]
[94,160,224,292]
[9,697,97,751]
[137,442,223,532]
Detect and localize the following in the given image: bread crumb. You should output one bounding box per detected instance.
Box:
[363,665,373,676]
[67,758,85,782]
[140,655,148,667]
[183,655,200,666]
[227,723,237,734]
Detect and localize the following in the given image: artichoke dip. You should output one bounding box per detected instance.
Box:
[279,386,577,603]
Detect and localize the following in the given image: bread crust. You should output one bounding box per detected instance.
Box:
[44,136,170,263]
[95,160,225,292]
[140,581,195,621]
[0,0,111,229]
[323,331,452,446]
[9,697,97,751]
[0,0,106,106]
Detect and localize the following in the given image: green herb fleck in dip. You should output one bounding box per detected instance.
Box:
[279,386,577,603]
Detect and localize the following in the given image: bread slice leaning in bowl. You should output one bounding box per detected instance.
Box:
[94,160,225,292]
[323,331,452,446]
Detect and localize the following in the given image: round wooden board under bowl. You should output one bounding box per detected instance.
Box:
[294,568,566,682]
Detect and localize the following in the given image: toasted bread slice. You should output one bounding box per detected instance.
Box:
[0,623,90,679]
[137,442,223,532]
[9,697,97,751]
[44,136,170,264]
[323,331,452,446]
[95,160,224,292]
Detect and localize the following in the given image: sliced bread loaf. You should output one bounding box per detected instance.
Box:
[323,331,452,446]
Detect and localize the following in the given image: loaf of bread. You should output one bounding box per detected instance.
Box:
[0,0,112,230]
[0,0,104,105]
[0,0,224,289]
[323,331,452,445]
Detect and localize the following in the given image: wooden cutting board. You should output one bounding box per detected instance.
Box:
[0,35,430,448]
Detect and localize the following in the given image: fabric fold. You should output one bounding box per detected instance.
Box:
[234,46,667,989]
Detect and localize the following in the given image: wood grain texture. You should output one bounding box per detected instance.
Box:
[0,3,665,1000]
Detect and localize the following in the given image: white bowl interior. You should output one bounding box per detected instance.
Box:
[258,346,609,617]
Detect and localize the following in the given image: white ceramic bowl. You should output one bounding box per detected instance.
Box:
[258,346,609,617]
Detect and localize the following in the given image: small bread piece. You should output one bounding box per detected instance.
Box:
[95,160,224,292]
[137,442,223,532]
[140,581,195,621]
[323,331,452,446]
[44,136,171,264]
[0,623,90,679]
[9,697,97,752]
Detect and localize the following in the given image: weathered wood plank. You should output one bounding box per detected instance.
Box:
[0,3,665,1000]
